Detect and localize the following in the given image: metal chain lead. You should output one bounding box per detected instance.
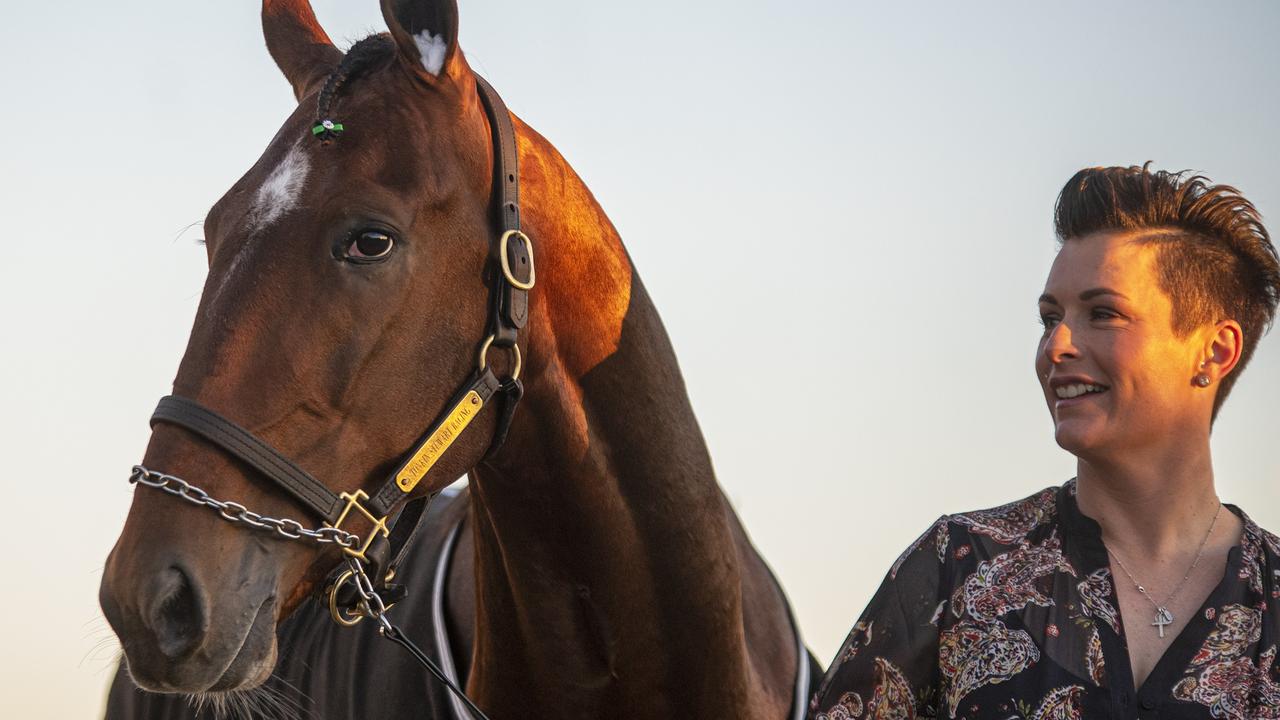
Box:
[131,465,396,629]
[344,556,394,633]
[129,465,361,550]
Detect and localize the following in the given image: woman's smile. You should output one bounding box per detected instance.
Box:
[1049,376,1110,411]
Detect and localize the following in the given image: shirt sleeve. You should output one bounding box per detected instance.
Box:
[808,516,951,719]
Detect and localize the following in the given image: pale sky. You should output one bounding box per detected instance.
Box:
[1,2,1277,717]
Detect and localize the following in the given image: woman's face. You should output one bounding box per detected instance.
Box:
[1035,231,1213,457]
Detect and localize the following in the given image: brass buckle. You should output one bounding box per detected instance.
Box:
[499,229,536,290]
[326,489,389,562]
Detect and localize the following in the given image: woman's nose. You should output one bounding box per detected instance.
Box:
[1042,322,1078,364]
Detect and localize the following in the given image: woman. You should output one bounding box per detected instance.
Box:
[809,165,1280,719]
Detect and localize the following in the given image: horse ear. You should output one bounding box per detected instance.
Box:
[262,0,344,101]
[379,0,465,83]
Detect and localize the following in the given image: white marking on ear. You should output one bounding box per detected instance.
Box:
[247,142,310,234]
[414,31,448,75]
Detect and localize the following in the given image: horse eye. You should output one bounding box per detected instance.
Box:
[344,230,395,262]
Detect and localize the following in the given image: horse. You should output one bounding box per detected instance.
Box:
[99,1,818,717]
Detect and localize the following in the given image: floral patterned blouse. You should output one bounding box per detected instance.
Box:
[809,481,1280,719]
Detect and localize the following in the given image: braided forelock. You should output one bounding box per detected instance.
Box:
[316,34,398,122]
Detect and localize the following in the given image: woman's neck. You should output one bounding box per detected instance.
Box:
[1074,442,1223,556]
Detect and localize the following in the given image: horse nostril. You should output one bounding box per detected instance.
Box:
[149,566,205,659]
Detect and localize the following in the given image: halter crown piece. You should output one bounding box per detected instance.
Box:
[127,74,534,720]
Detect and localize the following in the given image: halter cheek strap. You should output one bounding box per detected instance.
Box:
[476,74,532,346]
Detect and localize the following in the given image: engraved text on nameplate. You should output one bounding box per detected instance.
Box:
[395,391,483,493]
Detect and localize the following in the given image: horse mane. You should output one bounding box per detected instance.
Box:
[315,34,397,122]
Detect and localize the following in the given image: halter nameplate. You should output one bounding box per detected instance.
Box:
[395,390,484,494]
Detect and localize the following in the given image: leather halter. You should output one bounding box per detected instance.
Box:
[146,73,533,608]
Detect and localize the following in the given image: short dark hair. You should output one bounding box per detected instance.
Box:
[1054,163,1280,419]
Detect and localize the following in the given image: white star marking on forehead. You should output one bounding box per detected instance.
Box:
[205,141,311,313]
[246,141,310,235]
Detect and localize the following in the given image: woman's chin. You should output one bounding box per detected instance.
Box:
[1052,418,1107,457]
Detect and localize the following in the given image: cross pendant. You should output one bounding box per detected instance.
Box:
[1152,607,1174,638]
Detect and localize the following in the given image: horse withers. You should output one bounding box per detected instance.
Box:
[100,1,818,717]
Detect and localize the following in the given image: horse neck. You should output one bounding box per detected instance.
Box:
[462,127,769,716]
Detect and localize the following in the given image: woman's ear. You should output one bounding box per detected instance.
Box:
[1202,320,1244,382]
[262,0,344,101]
[380,0,468,85]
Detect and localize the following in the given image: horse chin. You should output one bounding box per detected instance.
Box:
[204,604,280,692]
[128,595,279,695]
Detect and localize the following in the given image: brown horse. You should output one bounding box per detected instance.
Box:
[100,0,812,717]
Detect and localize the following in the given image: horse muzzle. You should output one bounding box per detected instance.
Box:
[100,538,282,693]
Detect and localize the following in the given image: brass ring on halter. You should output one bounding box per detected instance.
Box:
[499,230,535,290]
[477,335,522,381]
[326,570,365,627]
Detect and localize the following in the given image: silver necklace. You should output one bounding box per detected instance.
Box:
[1106,503,1222,639]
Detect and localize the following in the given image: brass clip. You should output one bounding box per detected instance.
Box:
[325,565,401,628]
[326,569,364,627]
[326,489,389,562]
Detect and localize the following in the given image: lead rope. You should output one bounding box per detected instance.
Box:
[341,556,492,720]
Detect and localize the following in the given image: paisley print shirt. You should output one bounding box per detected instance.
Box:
[809,481,1280,719]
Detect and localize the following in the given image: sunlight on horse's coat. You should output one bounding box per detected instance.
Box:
[413,32,448,75]
[518,130,632,382]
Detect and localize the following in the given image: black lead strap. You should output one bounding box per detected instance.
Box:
[382,626,492,720]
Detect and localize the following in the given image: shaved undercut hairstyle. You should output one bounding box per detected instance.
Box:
[1053,163,1280,419]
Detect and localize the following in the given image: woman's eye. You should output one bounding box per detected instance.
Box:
[1091,307,1119,321]
[1038,314,1060,329]
[344,230,395,262]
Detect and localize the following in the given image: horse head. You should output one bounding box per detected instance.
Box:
[99,0,536,694]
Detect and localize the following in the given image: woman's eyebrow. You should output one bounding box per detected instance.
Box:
[1039,288,1129,305]
[1079,287,1128,301]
